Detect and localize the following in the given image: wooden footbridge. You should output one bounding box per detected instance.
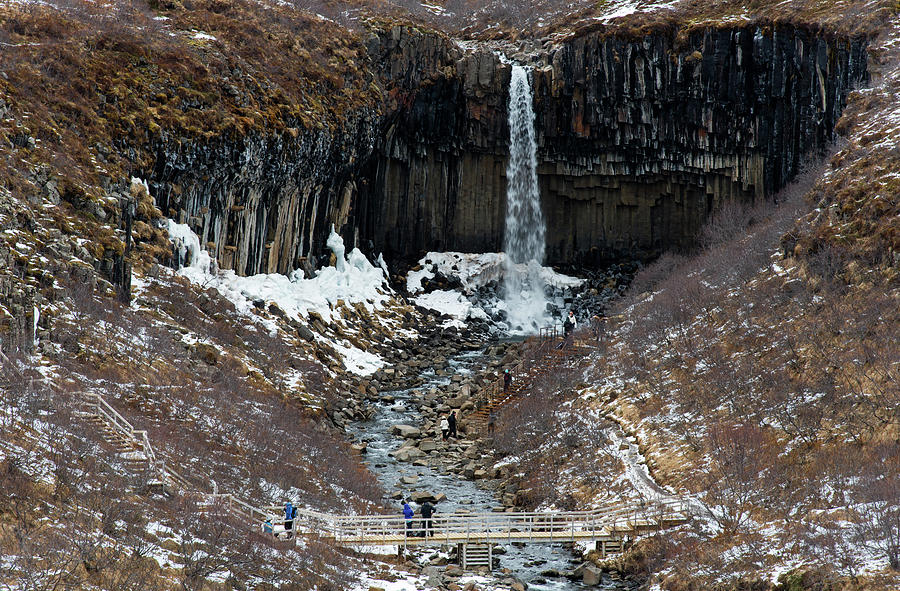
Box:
[63,321,691,570]
[276,497,689,551]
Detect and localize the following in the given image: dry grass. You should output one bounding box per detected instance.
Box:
[0,0,379,199]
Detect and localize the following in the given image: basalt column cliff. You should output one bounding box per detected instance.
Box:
[145,24,868,276]
[355,24,868,267]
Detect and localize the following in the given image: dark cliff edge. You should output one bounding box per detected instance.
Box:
[140,23,868,276]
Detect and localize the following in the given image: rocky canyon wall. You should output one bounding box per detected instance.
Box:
[142,23,868,276]
[534,27,869,264]
[359,24,869,266]
[145,117,381,276]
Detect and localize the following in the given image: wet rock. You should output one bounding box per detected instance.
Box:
[410,491,438,503]
[582,565,602,586]
[444,564,464,577]
[390,446,426,462]
[540,568,564,578]
[390,424,421,438]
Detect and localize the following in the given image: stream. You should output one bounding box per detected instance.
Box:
[347,349,631,590]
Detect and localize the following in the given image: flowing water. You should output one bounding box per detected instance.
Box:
[503,64,552,335]
[347,351,627,590]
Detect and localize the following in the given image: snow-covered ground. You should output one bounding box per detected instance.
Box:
[407,251,584,334]
[164,217,392,375]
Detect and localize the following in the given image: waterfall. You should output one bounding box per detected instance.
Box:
[502,64,548,333]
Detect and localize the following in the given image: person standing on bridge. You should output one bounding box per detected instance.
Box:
[448,411,458,439]
[402,499,415,536]
[419,500,435,537]
[503,368,511,392]
[284,501,294,539]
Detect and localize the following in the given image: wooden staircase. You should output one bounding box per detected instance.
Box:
[85,413,150,473]
[467,328,596,430]
[459,543,493,571]
[80,392,191,491]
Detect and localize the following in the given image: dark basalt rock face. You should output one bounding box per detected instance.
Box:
[141,23,868,277]
[532,27,868,264]
[358,24,868,267]
[146,118,382,277]
[354,29,511,263]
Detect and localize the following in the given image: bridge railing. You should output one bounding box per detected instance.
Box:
[82,392,192,490]
[256,498,691,546]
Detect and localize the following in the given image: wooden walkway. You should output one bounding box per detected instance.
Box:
[281,498,689,550]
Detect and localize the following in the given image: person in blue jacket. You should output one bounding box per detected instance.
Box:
[284,501,294,538]
[402,499,414,535]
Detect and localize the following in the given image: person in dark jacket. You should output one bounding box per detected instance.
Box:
[564,310,576,336]
[562,310,577,348]
[284,501,294,539]
[503,368,511,392]
[448,411,457,438]
[420,501,435,537]
[402,499,414,535]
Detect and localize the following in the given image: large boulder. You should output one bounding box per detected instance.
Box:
[391,424,422,438]
[444,564,463,577]
[410,491,438,503]
[583,565,602,586]
[390,446,426,462]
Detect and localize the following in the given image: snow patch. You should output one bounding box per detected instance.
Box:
[163,222,388,374]
[407,251,583,334]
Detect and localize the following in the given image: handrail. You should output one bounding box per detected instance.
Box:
[82,391,184,490]
[260,497,689,546]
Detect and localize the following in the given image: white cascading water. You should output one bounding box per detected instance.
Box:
[503,64,549,333]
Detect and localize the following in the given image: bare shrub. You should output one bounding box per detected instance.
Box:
[624,252,688,299]
[698,422,778,534]
[171,497,258,591]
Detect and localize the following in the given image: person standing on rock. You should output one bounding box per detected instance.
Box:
[402,499,415,536]
[419,500,435,537]
[448,411,457,439]
[563,310,577,347]
[440,416,450,440]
